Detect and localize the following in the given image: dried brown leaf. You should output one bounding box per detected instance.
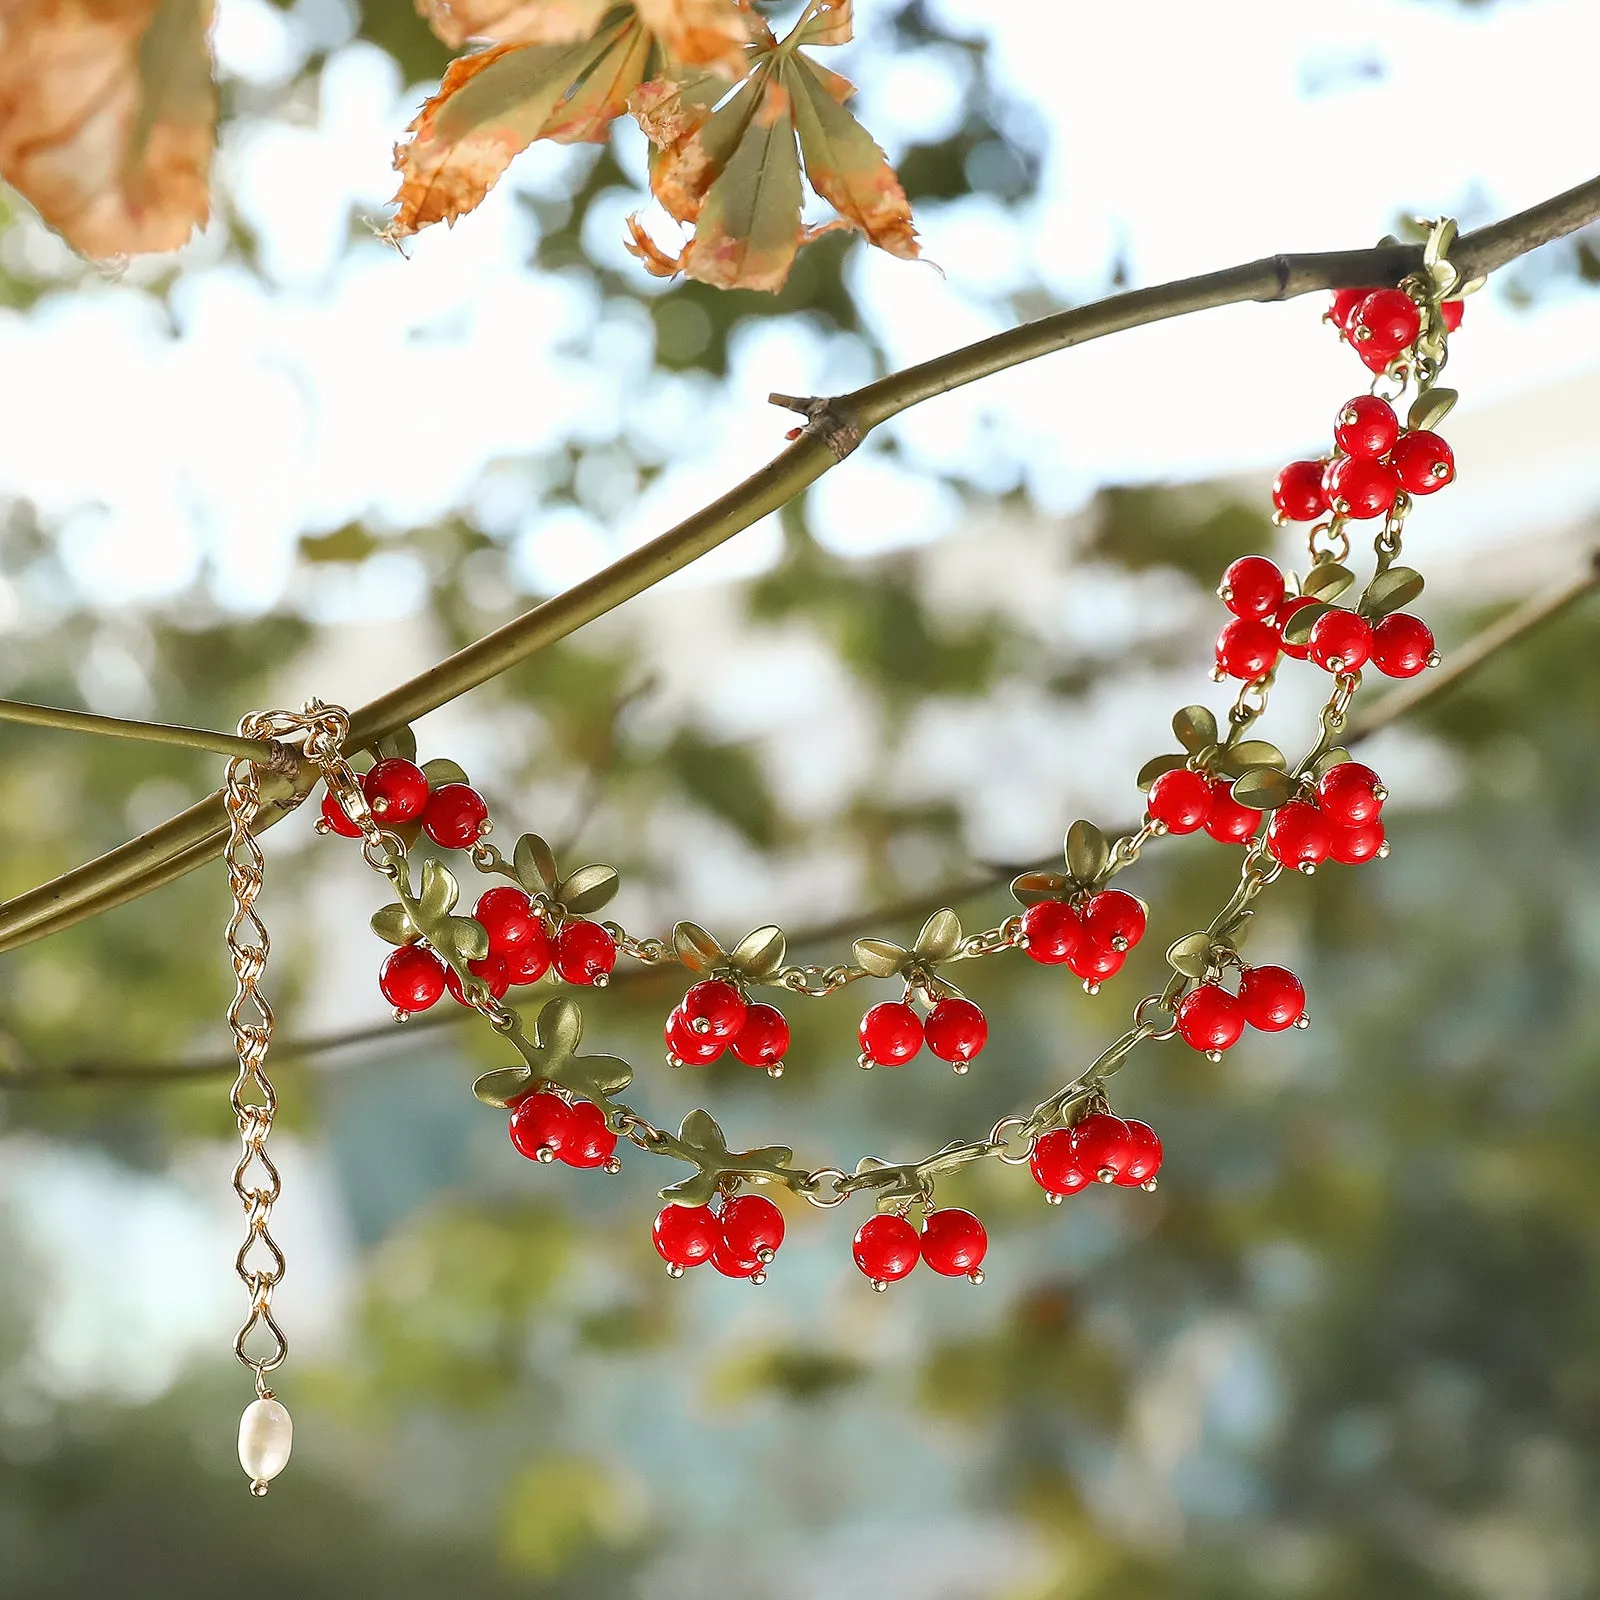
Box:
[417,0,610,47]
[0,0,216,260]
[632,0,751,74]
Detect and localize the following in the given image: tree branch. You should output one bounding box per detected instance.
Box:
[11,552,1592,1088]
[2,175,1597,955]
[0,698,284,765]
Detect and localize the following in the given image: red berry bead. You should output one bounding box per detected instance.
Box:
[1267,801,1333,873]
[1371,612,1436,678]
[508,1091,574,1163]
[446,950,510,1006]
[1084,889,1147,952]
[924,997,987,1068]
[1238,964,1306,1031]
[319,785,363,838]
[1020,900,1084,966]
[1116,1119,1164,1187]
[859,1000,923,1066]
[653,1204,720,1272]
[1069,940,1124,988]
[920,1208,988,1280]
[1148,768,1212,834]
[665,1007,724,1065]
[1215,617,1280,681]
[474,887,541,959]
[1349,288,1421,358]
[1029,1129,1090,1200]
[1204,778,1260,845]
[1441,299,1464,332]
[1391,429,1455,494]
[853,1213,920,1287]
[561,1100,618,1168]
[681,979,747,1041]
[1220,555,1285,620]
[422,783,489,848]
[1316,761,1385,827]
[1071,1112,1134,1183]
[1308,608,1373,673]
[1333,394,1400,459]
[1274,595,1320,662]
[711,1244,762,1279]
[1176,984,1245,1056]
[1329,286,1378,328]
[1323,455,1399,520]
[721,1194,784,1263]
[729,1003,789,1072]
[362,758,430,824]
[378,944,447,1014]
[1331,819,1386,866]
[554,919,616,986]
[1272,460,1329,522]
[503,922,553,985]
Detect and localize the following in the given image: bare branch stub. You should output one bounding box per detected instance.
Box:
[768,393,862,461]
[3,176,1599,954]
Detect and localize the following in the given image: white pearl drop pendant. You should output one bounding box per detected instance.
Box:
[239,1396,293,1496]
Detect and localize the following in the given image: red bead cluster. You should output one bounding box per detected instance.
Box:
[508,1089,619,1169]
[1147,768,1262,845]
[857,995,988,1072]
[851,1207,988,1288]
[1215,551,1436,683]
[1028,1111,1163,1200]
[1265,761,1389,875]
[1019,888,1148,993]
[319,758,491,849]
[651,1193,785,1281]
[1176,963,1307,1059]
[664,979,791,1076]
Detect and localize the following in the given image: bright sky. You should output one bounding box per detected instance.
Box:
[1,0,1598,631]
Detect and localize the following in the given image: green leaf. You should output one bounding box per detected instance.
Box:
[730,926,786,981]
[1312,747,1352,779]
[1166,932,1215,979]
[664,728,779,846]
[513,834,560,895]
[375,727,419,764]
[1010,871,1069,906]
[1137,753,1187,791]
[914,909,962,963]
[1065,820,1109,884]
[1408,387,1457,432]
[421,757,470,789]
[557,864,619,916]
[1171,706,1218,754]
[1282,601,1334,647]
[1360,565,1425,620]
[1302,561,1355,602]
[1231,768,1297,811]
[299,523,377,564]
[1218,740,1286,777]
[439,915,490,963]
[852,938,908,978]
[419,860,459,922]
[533,995,583,1062]
[472,1066,533,1109]
[673,921,725,975]
[370,903,418,947]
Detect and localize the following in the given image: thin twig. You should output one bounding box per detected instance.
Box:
[2,176,1598,954]
[0,699,282,764]
[10,556,1593,1089]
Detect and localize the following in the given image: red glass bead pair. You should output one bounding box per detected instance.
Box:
[1028,1111,1163,1200]
[1019,888,1147,992]
[1176,964,1306,1058]
[508,1090,619,1168]
[319,761,490,849]
[664,980,790,1074]
[652,1193,786,1280]
[851,1207,987,1288]
[858,996,988,1071]
[1146,768,1260,844]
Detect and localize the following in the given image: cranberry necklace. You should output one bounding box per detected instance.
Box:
[222,220,1467,1493]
